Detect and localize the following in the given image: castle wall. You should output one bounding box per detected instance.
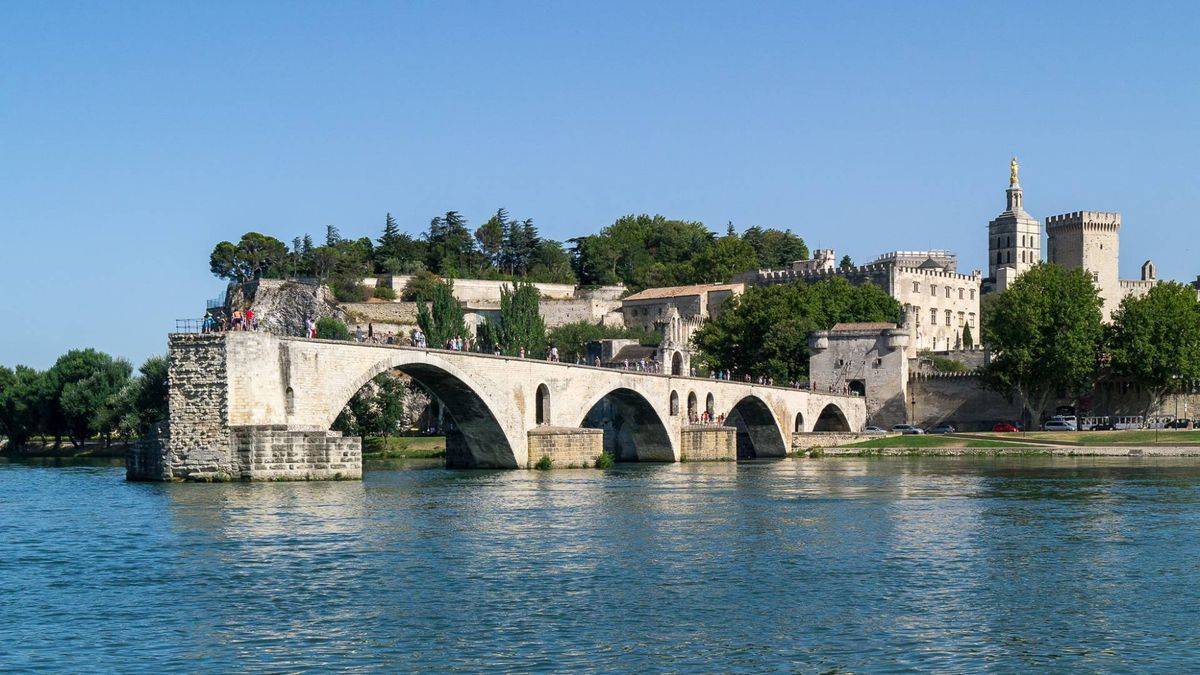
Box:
[1047,212,1122,321]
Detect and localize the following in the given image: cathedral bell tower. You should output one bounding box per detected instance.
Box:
[986,157,1041,292]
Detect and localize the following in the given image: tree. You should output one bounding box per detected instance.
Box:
[417,279,466,347]
[325,224,342,247]
[1108,282,1200,420]
[475,209,508,270]
[570,214,714,289]
[376,214,427,274]
[545,322,659,363]
[689,235,758,283]
[527,239,577,284]
[839,255,854,271]
[379,213,401,250]
[742,227,809,268]
[980,263,1104,427]
[401,270,446,301]
[333,372,407,438]
[57,353,132,447]
[209,232,290,283]
[425,211,478,276]
[0,365,43,450]
[693,277,902,382]
[962,323,974,349]
[316,318,351,340]
[479,281,546,357]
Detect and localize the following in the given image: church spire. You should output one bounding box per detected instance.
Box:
[1006,157,1023,211]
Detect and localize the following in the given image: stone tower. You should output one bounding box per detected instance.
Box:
[986,157,1041,292]
[1045,210,1122,321]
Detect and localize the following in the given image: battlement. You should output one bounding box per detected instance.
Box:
[1046,211,1122,230]
[746,260,982,285]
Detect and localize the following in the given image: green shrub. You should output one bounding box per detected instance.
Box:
[373,285,397,301]
[402,270,446,302]
[534,455,553,470]
[594,452,615,469]
[316,317,350,340]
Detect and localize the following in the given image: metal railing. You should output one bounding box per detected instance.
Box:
[175,318,204,333]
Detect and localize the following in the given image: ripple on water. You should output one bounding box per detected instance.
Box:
[3,456,1200,671]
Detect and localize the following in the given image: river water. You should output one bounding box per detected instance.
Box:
[3,456,1200,672]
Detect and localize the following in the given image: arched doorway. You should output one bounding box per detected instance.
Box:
[725,396,787,459]
[687,391,698,421]
[536,383,550,425]
[581,388,674,462]
[705,393,715,417]
[329,361,516,469]
[671,351,684,376]
[813,404,851,432]
[848,380,866,397]
[794,412,804,433]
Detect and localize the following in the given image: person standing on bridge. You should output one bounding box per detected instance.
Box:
[549,345,559,362]
[305,317,316,338]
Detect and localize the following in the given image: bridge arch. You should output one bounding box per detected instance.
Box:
[726,395,788,459]
[325,354,518,468]
[579,387,674,462]
[813,403,851,432]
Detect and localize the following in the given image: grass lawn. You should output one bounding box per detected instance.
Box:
[965,430,1200,447]
[840,435,1036,449]
[362,435,445,458]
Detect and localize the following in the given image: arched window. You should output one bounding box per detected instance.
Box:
[670,391,679,416]
[706,393,715,416]
[794,412,805,433]
[671,351,684,376]
[536,384,550,425]
[687,391,698,420]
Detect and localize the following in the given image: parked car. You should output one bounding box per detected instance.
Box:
[1165,418,1192,429]
[891,424,926,435]
[993,422,1020,433]
[1045,415,1078,431]
[930,424,957,434]
[863,426,888,434]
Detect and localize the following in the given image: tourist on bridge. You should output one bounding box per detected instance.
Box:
[549,346,559,362]
[245,308,255,331]
[305,317,316,338]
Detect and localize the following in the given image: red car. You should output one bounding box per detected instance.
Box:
[993,422,1020,432]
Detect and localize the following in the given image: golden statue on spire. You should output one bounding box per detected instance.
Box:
[1010,156,1019,187]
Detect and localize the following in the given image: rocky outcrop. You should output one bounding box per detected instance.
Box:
[226,279,347,337]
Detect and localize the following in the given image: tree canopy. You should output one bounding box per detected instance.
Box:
[1108,281,1200,419]
[693,277,903,382]
[980,263,1104,425]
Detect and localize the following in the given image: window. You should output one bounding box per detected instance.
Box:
[970,289,976,300]
[958,311,965,326]
[945,286,951,298]
[913,281,920,293]
[958,288,964,300]
[930,284,937,296]
[945,309,952,325]
[930,308,938,325]
[969,312,976,326]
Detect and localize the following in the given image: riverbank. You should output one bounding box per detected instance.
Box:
[0,441,128,459]
[362,436,445,459]
[825,429,1200,457]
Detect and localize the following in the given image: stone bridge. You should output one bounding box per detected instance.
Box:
[128,332,864,481]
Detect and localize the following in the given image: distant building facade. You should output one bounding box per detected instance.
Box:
[620,283,743,329]
[1045,210,1159,321]
[808,322,910,427]
[736,251,981,353]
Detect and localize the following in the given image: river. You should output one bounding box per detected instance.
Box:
[3,456,1199,671]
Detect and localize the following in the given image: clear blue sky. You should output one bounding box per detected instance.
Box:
[3,1,1198,368]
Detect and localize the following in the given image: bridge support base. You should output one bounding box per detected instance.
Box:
[680,426,736,461]
[526,427,604,468]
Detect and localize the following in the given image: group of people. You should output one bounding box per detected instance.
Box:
[202,308,259,333]
[688,410,726,426]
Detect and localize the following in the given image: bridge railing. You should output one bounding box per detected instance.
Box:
[175,318,205,333]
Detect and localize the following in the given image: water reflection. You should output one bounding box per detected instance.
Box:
[4,456,1200,671]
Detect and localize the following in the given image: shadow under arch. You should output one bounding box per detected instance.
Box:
[726,395,787,459]
[580,387,674,462]
[813,403,851,432]
[326,357,516,469]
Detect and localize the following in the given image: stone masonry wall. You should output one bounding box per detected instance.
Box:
[793,431,893,450]
[526,427,604,468]
[231,426,361,480]
[158,333,233,480]
[681,426,735,461]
